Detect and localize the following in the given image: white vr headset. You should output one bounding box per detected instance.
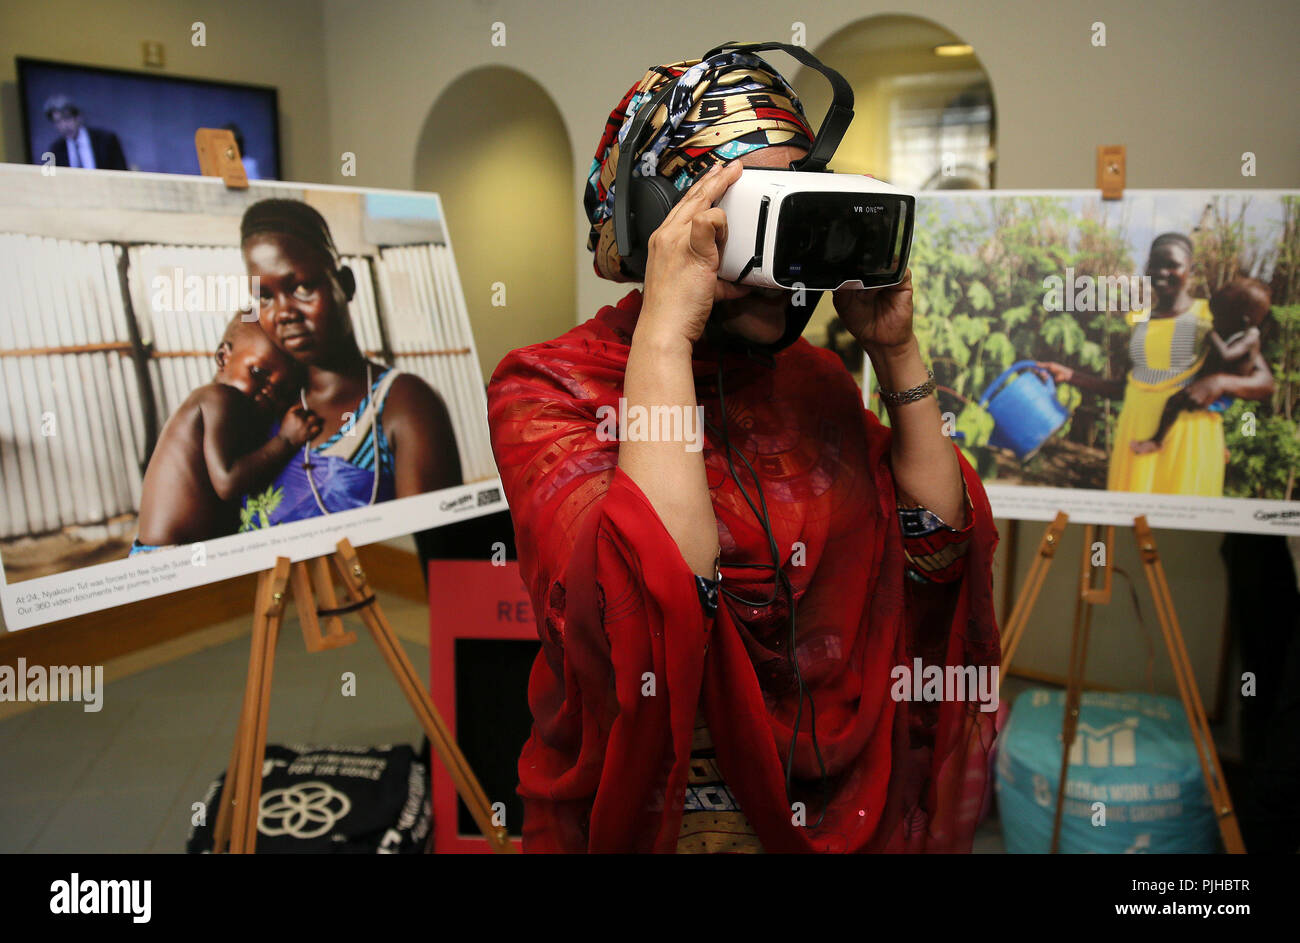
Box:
[716,168,914,291]
[615,41,916,299]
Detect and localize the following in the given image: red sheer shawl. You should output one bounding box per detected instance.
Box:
[486,289,1001,852]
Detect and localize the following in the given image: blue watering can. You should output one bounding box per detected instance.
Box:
[977,360,1069,461]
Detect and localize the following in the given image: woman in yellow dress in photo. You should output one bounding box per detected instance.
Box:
[1038,233,1274,497]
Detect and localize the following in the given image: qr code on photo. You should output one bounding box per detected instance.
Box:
[477,487,502,507]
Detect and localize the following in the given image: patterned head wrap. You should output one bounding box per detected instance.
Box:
[584,50,815,282]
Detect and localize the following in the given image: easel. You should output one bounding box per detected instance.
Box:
[210,538,515,853]
[999,512,1245,854]
[194,134,511,853]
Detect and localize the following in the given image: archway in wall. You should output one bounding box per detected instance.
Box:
[789,15,997,362]
[413,66,574,383]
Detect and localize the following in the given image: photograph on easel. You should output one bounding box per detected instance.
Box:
[0,164,502,631]
[891,189,1300,535]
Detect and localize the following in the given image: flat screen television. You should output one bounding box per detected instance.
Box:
[16,57,281,179]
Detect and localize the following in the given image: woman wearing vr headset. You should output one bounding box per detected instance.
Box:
[487,46,1000,853]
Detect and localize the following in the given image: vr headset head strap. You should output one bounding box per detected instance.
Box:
[702,40,854,173]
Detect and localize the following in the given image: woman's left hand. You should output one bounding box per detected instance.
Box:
[1182,374,1224,407]
[833,268,915,353]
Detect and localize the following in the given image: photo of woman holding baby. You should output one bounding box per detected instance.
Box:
[125,197,469,560]
[237,199,463,529]
[1037,232,1276,497]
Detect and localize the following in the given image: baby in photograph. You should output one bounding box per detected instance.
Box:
[130,314,322,554]
[1131,277,1272,455]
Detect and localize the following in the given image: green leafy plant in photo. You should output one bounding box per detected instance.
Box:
[239,485,284,531]
[911,197,1132,484]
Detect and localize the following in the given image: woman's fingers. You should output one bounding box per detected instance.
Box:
[665,159,741,225]
[1183,380,1213,406]
[687,159,743,208]
[638,160,744,340]
[1034,360,1067,382]
[657,164,715,229]
[715,280,752,301]
[650,160,740,261]
[688,207,727,260]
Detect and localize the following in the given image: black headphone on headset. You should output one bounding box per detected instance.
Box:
[613,41,855,280]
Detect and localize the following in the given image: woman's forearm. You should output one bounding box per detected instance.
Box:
[867,337,966,527]
[616,322,719,577]
[1216,359,1276,401]
[1069,370,1126,399]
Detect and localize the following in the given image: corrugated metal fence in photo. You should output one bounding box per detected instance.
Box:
[0,234,145,542]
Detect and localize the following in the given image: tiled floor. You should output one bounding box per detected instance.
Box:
[0,592,432,853]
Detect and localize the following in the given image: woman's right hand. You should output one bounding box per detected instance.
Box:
[1181,374,1225,407]
[638,158,746,346]
[1035,361,1074,384]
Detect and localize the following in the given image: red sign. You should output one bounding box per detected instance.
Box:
[427,560,535,854]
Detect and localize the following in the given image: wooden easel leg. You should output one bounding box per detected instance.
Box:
[221,568,270,853]
[330,539,517,854]
[213,571,268,853]
[241,563,287,854]
[223,559,290,854]
[212,701,244,852]
[1001,511,1068,679]
[1050,524,1098,853]
[1133,518,1246,854]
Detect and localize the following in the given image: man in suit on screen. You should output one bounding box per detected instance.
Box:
[42,94,128,170]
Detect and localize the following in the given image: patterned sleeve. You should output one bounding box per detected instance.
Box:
[897,479,976,584]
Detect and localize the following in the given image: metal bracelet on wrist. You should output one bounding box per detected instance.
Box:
[878,368,936,406]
